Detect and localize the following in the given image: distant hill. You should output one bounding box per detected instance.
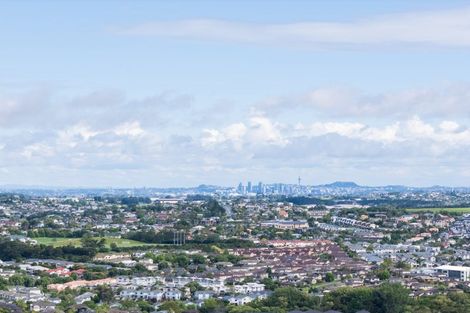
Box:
[322,181,360,188]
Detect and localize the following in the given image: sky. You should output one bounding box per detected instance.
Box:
[1,1,470,188]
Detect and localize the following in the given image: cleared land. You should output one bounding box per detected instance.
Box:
[405,207,470,214]
[35,237,153,248]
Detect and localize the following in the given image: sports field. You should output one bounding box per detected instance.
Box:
[405,207,470,214]
[35,237,153,248]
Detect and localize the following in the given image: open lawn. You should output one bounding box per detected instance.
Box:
[405,207,470,214]
[35,237,153,248]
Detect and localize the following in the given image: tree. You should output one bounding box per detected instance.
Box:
[263,287,319,310]
[159,301,186,313]
[14,300,29,313]
[120,300,138,310]
[58,293,75,311]
[324,272,335,282]
[228,305,260,313]
[412,292,470,313]
[192,254,207,265]
[200,298,227,313]
[323,283,409,313]
[396,260,411,270]
[0,278,7,291]
[137,300,154,313]
[381,258,393,269]
[175,254,190,268]
[95,304,110,313]
[205,199,226,217]
[80,236,105,251]
[110,242,119,251]
[372,283,409,313]
[95,285,114,303]
[375,269,391,281]
[261,277,280,291]
[186,281,205,293]
[324,286,374,313]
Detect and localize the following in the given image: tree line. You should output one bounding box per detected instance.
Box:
[0,239,96,262]
[165,284,470,313]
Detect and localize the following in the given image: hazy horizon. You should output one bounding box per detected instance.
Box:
[1,180,469,190]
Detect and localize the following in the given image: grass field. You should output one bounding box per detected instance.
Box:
[405,207,470,214]
[35,237,153,248]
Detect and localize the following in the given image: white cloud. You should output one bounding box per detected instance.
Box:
[21,143,55,159]
[202,116,470,160]
[303,117,470,146]
[114,121,145,137]
[439,120,460,132]
[201,123,247,150]
[249,116,287,146]
[118,7,470,48]
[405,116,435,138]
[256,84,470,118]
[299,121,400,143]
[201,116,286,149]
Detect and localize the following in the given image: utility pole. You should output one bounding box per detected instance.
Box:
[173,230,185,246]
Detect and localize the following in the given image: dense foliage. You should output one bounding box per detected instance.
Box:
[323,283,409,313]
[125,230,255,248]
[285,197,334,206]
[205,199,226,217]
[194,284,470,313]
[28,229,87,238]
[0,239,96,262]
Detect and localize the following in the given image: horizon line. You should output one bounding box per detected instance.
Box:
[0,181,469,191]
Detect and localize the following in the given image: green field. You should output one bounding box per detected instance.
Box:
[35,237,153,248]
[405,207,470,214]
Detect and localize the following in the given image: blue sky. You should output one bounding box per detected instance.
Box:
[1,1,470,187]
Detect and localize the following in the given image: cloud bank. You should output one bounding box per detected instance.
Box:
[1,83,470,187]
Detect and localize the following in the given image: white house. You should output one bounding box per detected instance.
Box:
[194,291,215,301]
[226,295,254,306]
[120,289,164,301]
[164,289,182,300]
[74,292,96,304]
[233,283,265,294]
[117,276,159,287]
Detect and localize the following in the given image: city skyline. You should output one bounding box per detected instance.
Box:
[2,1,470,187]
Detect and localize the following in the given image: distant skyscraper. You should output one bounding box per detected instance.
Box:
[247,181,252,193]
[258,181,263,194]
[237,182,243,194]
